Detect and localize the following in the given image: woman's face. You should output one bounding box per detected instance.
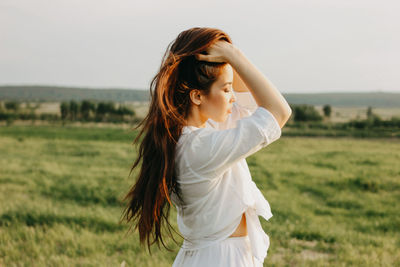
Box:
[199,64,236,123]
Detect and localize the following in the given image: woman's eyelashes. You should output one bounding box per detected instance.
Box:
[224,86,233,93]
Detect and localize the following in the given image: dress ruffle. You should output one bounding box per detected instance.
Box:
[243,180,273,266]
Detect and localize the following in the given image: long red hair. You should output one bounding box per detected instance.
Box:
[121,27,233,253]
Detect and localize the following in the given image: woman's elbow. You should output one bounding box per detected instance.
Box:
[276,108,292,128]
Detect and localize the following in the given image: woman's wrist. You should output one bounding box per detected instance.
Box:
[224,43,242,64]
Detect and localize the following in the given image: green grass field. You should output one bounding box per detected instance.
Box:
[0,126,399,266]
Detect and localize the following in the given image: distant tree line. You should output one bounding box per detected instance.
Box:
[347,106,400,129]
[291,104,323,122]
[289,104,331,122]
[1,100,399,129]
[0,100,137,125]
[60,100,135,122]
[288,104,400,129]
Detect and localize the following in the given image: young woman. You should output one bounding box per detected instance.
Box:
[122,27,292,266]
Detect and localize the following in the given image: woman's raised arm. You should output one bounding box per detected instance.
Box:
[196,41,292,128]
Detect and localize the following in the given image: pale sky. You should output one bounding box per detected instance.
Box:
[1,0,399,93]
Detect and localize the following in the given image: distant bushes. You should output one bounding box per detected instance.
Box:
[1,100,399,134]
[347,115,400,129]
[287,116,400,130]
[345,107,400,129]
[323,104,332,117]
[60,100,135,123]
[0,100,138,125]
[287,104,400,130]
[290,104,323,122]
[4,101,20,111]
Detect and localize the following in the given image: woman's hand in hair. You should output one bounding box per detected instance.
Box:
[195,41,236,63]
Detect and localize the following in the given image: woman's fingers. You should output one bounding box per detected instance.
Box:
[195,41,231,63]
[195,54,208,61]
[195,53,225,63]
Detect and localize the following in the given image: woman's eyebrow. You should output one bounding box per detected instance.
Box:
[222,82,233,86]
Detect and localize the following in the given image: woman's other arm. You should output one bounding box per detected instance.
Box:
[226,45,292,128]
[232,68,249,93]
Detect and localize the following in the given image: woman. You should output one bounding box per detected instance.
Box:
[121,27,292,266]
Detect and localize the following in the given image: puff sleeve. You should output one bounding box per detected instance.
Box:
[184,106,282,179]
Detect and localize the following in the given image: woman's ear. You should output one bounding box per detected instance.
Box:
[189,89,202,105]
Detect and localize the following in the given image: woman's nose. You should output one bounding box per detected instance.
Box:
[231,92,236,102]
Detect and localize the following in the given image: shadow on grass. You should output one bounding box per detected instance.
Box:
[0,211,125,233]
[40,182,122,207]
[290,230,336,243]
[325,176,399,193]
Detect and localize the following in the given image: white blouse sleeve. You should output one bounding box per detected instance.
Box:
[184,106,282,179]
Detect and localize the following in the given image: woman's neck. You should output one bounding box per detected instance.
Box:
[185,107,207,128]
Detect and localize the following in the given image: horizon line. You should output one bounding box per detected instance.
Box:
[0,84,399,94]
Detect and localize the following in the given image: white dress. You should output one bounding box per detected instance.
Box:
[171,91,282,267]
